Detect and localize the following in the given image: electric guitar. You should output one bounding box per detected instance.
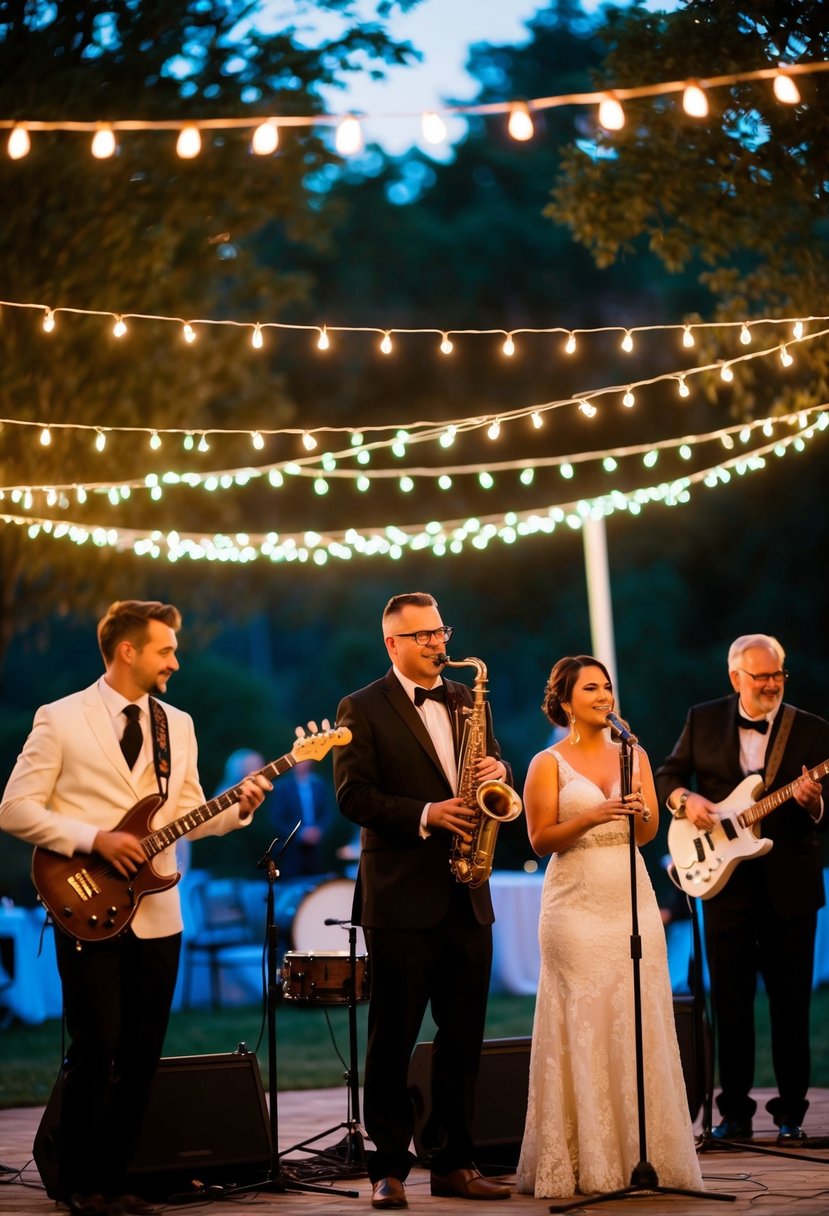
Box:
[667,757,829,899]
[32,723,351,942]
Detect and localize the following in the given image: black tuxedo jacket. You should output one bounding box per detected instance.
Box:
[655,695,829,918]
[332,668,511,930]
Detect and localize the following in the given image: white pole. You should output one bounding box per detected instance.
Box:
[582,516,619,701]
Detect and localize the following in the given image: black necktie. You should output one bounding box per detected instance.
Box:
[120,704,144,768]
[414,684,447,707]
[738,714,768,735]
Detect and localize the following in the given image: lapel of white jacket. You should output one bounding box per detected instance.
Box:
[82,682,147,799]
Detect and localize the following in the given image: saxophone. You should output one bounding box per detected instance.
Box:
[436,653,522,888]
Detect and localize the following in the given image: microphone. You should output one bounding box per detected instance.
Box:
[606,711,638,744]
[324,917,352,926]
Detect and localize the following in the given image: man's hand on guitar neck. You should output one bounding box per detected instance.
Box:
[793,765,823,821]
[93,829,148,877]
[237,773,272,820]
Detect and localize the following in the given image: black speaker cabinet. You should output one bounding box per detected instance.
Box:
[672,994,712,1122]
[34,1050,271,1201]
[408,1036,531,1171]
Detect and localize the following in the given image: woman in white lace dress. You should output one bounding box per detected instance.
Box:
[516,656,703,1198]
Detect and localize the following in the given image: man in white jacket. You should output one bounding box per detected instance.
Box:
[0,600,270,1216]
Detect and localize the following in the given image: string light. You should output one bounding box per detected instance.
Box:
[112,316,127,338]
[682,82,709,117]
[7,124,30,159]
[487,419,501,441]
[502,334,515,357]
[779,344,793,367]
[182,322,196,344]
[621,330,634,353]
[251,118,279,155]
[335,115,363,155]
[95,429,106,452]
[622,388,635,408]
[721,362,734,382]
[176,124,201,158]
[40,427,51,446]
[507,102,534,141]
[380,331,393,355]
[439,333,453,355]
[251,323,264,349]
[421,111,447,144]
[682,325,695,348]
[42,308,55,333]
[740,323,752,345]
[598,94,625,131]
[773,70,801,104]
[149,431,161,450]
[677,375,690,398]
[91,124,116,159]
[317,326,330,351]
[565,332,577,355]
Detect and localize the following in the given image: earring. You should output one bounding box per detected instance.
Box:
[568,712,580,745]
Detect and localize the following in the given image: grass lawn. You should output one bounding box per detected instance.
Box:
[3,988,829,1110]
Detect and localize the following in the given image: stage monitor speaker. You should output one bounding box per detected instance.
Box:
[673,994,712,1122]
[34,1050,271,1202]
[408,1036,531,1172]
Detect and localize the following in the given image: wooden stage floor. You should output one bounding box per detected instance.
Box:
[2,1086,829,1215]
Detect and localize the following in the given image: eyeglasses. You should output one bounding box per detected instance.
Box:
[736,668,789,684]
[394,626,454,646]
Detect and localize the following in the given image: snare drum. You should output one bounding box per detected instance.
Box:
[275,875,365,954]
[280,950,370,1005]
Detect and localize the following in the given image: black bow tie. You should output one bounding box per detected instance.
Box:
[414,684,447,707]
[738,714,768,735]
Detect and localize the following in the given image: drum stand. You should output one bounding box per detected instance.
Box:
[279,917,369,1179]
[228,831,359,1200]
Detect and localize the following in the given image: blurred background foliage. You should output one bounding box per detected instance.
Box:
[1,0,827,908]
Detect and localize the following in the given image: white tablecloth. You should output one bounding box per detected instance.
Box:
[489,870,544,995]
[0,905,62,1024]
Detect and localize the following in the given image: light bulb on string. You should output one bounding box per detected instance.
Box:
[251,119,279,155]
[251,431,265,450]
[380,331,393,355]
[182,322,196,344]
[176,124,201,158]
[439,426,456,448]
[149,430,162,450]
[622,388,635,408]
[682,82,709,118]
[95,429,106,452]
[421,111,447,144]
[773,70,801,105]
[598,94,625,131]
[677,375,690,398]
[621,330,634,353]
[487,419,501,441]
[502,333,515,357]
[251,323,264,349]
[792,319,804,340]
[531,411,543,429]
[564,332,577,355]
[438,475,452,490]
[198,433,210,452]
[112,316,127,338]
[507,102,534,141]
[302,431,317,451]
[42,308,56,333]
[317,326,330,351]
[335,115,363,156]
[7,124,30,159]
[439,333,453,355]
[721,362,734,382]
[91,124,116,159]
[578,399,597,418]
[40,426,51,446]
[779,344,793,367]
[682,325,695,348]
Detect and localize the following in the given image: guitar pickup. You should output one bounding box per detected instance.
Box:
[693,837,706,862]
[67,870,101,901]
[721,819,738,841]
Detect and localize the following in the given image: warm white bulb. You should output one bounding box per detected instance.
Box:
[779,344,794,367]
[252,119,279,155]
[488,420,501,440]
[317,327,330,351]
[198,433,209,452]
[440,333,453,355]
[421,111,447,144]
[508,103,534,142]
[792,319,804,340]
[42,308,56,333]
[677,376,690,398]
[578,400,598,418]
[531,411,543,429]
[176,124,201,158]
[621,330,634,353]
[252,431,265,450]
[95,430,106,452]
[91,125,116,159]
[7,125,30,159]
[40,427,52,446]
[112,316,127,338]
[302,432,318,451]
[150,431,162,450]
[183,322,196,344]
[682,325,695,348]
[335,116,363,156]
[252,323,263,349]
[380,332,393,355]
[565,332,577,354]
[721,363,734,382]
[740,323,751,345]
[682,84,709,118]
[502,334,515,357]
[598,95,625,131]
[622,388,635,408]
[773,72,800,105]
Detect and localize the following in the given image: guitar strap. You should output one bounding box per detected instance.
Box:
[762,703,795,791]
[148,696,171,803]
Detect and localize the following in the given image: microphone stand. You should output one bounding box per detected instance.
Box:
[550,731,732,1212]
[229,826,358,1200]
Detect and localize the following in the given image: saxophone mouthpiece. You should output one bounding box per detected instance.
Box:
[433,652,449,666]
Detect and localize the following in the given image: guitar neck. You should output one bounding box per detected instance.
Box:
[742,758,829,827]
[141,753,295,858]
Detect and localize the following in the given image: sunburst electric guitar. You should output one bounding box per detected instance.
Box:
[667,757,829,899]
[32,723,351,942]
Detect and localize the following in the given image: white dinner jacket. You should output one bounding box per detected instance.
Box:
[0,681,252,937]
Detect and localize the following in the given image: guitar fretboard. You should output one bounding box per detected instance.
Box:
[741,759,829,827]
[142,754,296,858]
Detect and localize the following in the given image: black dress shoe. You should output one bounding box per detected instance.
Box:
[430,1167,511,1200]
[711,1118,753,1141]
[777,1124,806,1144]
[371,1177,407,1209]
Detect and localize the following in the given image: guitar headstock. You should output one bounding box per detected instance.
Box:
[291,719,352,763]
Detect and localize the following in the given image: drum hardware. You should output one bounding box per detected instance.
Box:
[225,826,359,1201]
[279,917,369,1180]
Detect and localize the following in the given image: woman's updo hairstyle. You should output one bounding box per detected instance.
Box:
[541,655,612,726]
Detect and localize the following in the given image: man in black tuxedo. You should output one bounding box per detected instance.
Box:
[655,633,829,1144]
[333,592,513,1209]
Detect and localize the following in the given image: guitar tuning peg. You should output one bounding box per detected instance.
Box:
[307,719,318,734]
[321,717,331,731]
[295,725,306,738]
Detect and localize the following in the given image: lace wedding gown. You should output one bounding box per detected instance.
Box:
[516,749,704,1198]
